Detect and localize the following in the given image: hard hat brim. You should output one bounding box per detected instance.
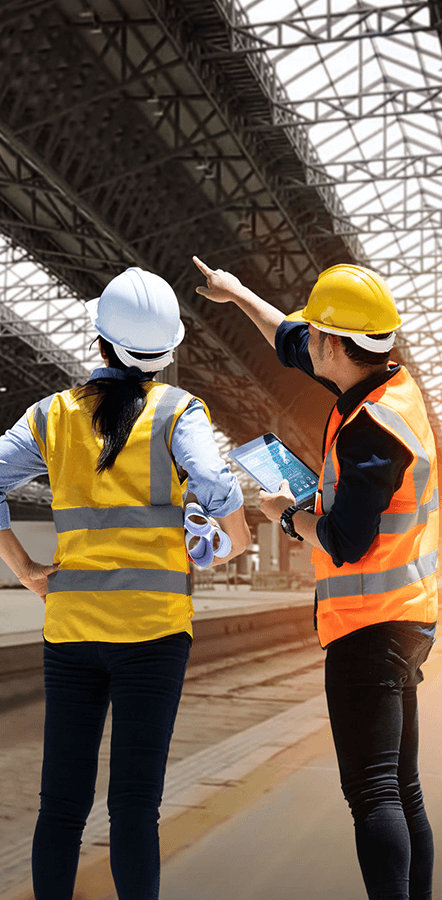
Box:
[285,309,308,326]
[285,308,402,335]
[85,297,100,329]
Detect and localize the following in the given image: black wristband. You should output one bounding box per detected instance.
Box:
[280,505,304,541]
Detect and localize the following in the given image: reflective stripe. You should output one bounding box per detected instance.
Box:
[163,386,191,447]
[321,451,336,513]
[379,487,439,534]
[33,393,56,450]
[52,504,184,534]
[365,400,431,506]
[47,567,189,594]
[150,386,190,506]
[316,549,438,602]
[321,402,433,515]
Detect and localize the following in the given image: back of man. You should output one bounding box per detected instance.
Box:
[193,255,437,900]
[311,362,438,648]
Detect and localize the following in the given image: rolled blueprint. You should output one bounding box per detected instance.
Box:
[184,502,214,537]
[184,503,231,568]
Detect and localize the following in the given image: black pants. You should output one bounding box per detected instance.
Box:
[32,632,191,900]
[325,622,434,900]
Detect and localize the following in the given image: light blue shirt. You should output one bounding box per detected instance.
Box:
[0,368,244,529]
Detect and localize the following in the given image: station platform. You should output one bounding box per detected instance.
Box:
[158,634,442,900]
[2,590,441,900]
[0,582,322,899]
[3,631,442,900]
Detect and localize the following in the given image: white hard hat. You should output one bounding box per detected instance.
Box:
[85,267,185,363]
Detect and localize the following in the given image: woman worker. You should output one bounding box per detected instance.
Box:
[0,266,250,900]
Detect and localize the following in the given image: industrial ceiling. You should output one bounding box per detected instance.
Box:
[0,0,441,516]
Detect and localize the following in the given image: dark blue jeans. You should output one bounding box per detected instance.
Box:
[325,622,434,900]
[32,632,191,900]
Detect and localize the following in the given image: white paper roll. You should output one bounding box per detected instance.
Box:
[184,503,231,567]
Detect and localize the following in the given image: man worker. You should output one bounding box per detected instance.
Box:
[193,255,438,900]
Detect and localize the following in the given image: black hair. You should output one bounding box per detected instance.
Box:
[74,336,157,473]
[319,330,391,368]
[339,333,391,368]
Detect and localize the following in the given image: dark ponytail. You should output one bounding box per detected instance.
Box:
[75,337,155,473]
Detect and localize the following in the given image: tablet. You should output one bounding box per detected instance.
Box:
[228,433,318,510]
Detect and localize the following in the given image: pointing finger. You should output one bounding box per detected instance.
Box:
[192,256,214,277]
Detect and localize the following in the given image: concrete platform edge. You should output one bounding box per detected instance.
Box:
[0,601,317,709]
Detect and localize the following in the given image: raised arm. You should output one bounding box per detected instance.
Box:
[193,256,284,348]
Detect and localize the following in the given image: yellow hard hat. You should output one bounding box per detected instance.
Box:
[287,264,402,337]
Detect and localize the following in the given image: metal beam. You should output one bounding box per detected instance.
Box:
[208,2,437,53]
[0,0,440,456]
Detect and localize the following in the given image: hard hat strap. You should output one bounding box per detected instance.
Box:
[113,343,175,371]
[312,324,396,353]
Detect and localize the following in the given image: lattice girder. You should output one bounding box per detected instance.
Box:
[0,0,441,473]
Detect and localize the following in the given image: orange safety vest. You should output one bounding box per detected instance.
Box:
[27,381,209,643]
[312,366,439,648]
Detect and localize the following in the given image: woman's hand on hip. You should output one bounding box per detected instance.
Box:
[17,560,60,603]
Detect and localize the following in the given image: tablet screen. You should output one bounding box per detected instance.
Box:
[228,433,318,509]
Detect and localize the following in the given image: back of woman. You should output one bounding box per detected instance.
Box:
[0,267,250,900]
[28,378,200,643]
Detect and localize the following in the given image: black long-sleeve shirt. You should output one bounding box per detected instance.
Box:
[275,320,412,567]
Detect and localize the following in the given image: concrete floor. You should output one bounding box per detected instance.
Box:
[158,637,442,900]
[0,639,326,896]
[2,590,441,900]
[160,742,363,900]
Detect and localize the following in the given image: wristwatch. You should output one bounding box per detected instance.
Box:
[280,505,304,541]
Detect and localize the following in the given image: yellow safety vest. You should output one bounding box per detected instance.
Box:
[27,381,208,643]
[312,366,439,648]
